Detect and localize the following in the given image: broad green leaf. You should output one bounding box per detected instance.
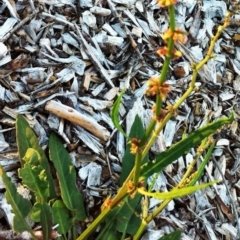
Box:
[0,167,35,238]
[49,132,86,220]
[138,181,216,200]
[140,113,234,179]
[111,88,127,138]
[16,115,56,199]
[99,226,122,240]
[101,193,142,238]
[52,200,72,235]
[159,230,181,240]
[19,148,49,202]
[40,202,52,240]
[115,193,142,235]
[120,115,146,185]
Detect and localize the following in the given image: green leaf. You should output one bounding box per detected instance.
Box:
[100,193,142,239]
[115,193,142,235]
[138,181,216,200]
[159,230,181,240]
[52,200,72,235]
[120,115,146,185]
[19,148,49,202]
[0,167,36,238]
[16,115,56,199]
[99,226,122,240]
[49,132,86,220]
[111,88,127,138]
[140,113,234,179]
[40,202,52,240]
[30,202,41,222]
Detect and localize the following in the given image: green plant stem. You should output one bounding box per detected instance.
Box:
[188,142,215,186]
[169,5,176,31]
[134,199,170,240]
[196,22,229,71]
[77,209,109,240]
[155,95,162,119]
[142,112,172,159]
[140,119,156,146]
[156,6,176,116]
[133,152,142,185]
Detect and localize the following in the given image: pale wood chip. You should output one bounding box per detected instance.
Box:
[90,6,111,16]
[79,96,113,110]
[103,87,119,101]
[78,162,102,187]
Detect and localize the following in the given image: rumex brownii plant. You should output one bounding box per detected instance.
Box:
[0,1,238,240]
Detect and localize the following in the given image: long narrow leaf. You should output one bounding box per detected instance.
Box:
[110,88,128,138]
[49,132,86,220]
[40,202,52,240]
[140,113,234,179]
[16,115,56,199]
[0,167,36,239]
[138,181,216,200]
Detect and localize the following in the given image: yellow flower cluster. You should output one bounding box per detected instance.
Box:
[158,0,176,7]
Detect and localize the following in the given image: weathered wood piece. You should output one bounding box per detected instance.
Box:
[45,100,110,141]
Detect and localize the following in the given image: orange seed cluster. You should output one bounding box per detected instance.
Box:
[146,76,171,99]
[129,138,141,154]
[163,28,187,44]
[156,46,182,59]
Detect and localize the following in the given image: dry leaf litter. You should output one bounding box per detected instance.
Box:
[0,0,239,239]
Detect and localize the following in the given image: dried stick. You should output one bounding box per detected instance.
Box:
[45,100,110,141]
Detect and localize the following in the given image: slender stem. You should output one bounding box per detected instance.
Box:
[169,5,176,31]
[133,152,142,185]
[142,112,172,159]
[134,200,170,240]
[196,21,229,71]
[155,95,162,117]
[140,119,156,146]
[76,209,109,240]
